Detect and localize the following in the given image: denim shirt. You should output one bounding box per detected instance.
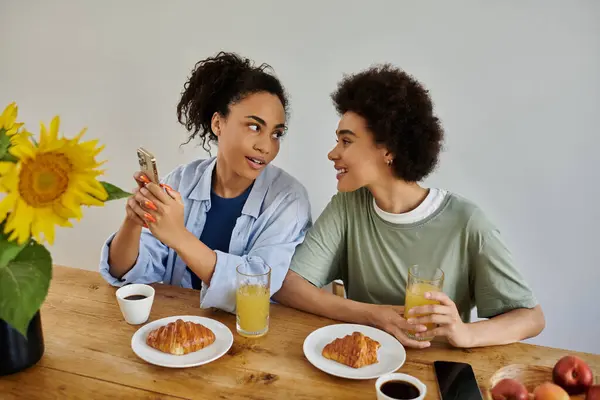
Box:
[98,157,312,313]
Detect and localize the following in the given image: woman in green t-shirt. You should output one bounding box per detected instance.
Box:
[273,64,545,349]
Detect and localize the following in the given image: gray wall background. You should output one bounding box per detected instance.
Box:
[1,0,598,353]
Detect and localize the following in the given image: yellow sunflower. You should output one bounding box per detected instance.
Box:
[0,116,108,245]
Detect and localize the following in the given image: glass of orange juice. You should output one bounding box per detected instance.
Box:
[404,265,444,341]
[236,261,271,338]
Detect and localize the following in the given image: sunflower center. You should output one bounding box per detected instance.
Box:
[19,152,72,207]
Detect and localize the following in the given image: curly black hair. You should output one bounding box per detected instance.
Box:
[177,51,289,153]
[331,64,444,182]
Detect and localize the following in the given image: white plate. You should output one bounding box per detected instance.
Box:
[131,315,233,368]
[303,324,406,380]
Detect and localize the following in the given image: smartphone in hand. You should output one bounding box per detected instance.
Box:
[136,147,159,184]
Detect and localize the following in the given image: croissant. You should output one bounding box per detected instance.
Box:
[322,331,380,368]
[146,319,216,355]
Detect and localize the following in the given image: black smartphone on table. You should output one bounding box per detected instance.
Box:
[433,360,484,400]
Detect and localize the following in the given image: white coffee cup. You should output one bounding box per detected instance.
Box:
[115,284,155,325]
[375,373,427,400]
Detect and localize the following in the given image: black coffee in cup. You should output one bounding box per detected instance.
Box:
[380,379,420,399]
[124,294,147,301]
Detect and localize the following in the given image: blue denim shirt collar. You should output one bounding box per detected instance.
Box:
[188,157,267,219]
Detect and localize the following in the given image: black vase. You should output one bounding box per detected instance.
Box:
[0,311,45,376]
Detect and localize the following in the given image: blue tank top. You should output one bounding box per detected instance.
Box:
[188,184,253,289]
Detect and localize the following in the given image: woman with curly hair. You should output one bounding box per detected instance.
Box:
[274,64,545,349]
[99,52,311,313]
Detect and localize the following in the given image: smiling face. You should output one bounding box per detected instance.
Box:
[328,112,393,192]
[212,91,287,181]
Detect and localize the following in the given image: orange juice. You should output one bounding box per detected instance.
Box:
[236,284,270,337]
[404,282,441,340]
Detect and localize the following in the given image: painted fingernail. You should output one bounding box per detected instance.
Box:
[143,222,148,228]
[144,213,156,223]
[144,200,157,211]
[139,175,150,184]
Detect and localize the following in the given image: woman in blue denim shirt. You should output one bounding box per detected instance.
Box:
[99,52,312,313]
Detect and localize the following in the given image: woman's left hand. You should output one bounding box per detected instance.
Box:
[406,291,473,348]
[133,182,187,249]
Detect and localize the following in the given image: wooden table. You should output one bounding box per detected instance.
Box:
[1,266,598,399]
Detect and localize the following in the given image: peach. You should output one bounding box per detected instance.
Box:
[552,355,594,395]
[491,378,529,400]
[533,382,569,400]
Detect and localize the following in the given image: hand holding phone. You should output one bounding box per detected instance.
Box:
[434,360,483,400]
[124,147,160,228]
[136,147,159,184]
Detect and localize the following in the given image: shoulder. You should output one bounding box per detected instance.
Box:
[307,187,371,222]
[442,192,499,235]
[163,158,213,182]
[161,158,213,190]
[332,187,372,210]
[261,164,310,208]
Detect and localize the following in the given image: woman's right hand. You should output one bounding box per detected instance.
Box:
[366,304,432,349]
[124,172,153,227]
[125,192,147,227]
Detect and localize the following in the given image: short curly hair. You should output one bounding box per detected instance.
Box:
[177,51,289,153]
[331,64,444,182]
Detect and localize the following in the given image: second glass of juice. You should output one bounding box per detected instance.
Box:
[404,265,444,341]
[236,260,271,338]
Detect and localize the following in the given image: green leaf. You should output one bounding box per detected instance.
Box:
[1,152,18,163]
[0,128,20,163]
[100,181,131,201]
[0,236,26,269]
[0,128,10,159]
[0,241,52,337]
[0,220,27,268]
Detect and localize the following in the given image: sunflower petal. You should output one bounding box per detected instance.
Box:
[5,200,33,244]
[61,194,84,220]
[0,161,16,174]
[71,127,87,143]
[29,205,65,245]
[73,177,108,201]
[49,116,60,141]
[0,103,18,131]
[0,163,19,192]
[5,122,23,137]
[9,133,36,159]
[0,193,17,223]
[39,122,48,147]
[78,192,105,207]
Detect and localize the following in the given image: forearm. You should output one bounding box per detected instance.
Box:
[465,305,545,348]
[173,230,217,285]
[108,219,142,279]
[273,271,373,324]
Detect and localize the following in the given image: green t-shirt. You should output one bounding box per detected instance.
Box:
[290,188,538,323]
